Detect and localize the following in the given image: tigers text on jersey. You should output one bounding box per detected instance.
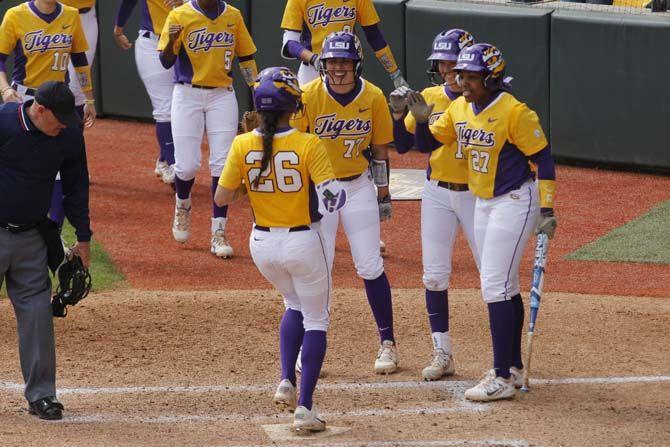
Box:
[158,1,256,88]
[405,85,468,184]
[59,0,95,9]
[430,92,548,199]
[292,78,393,179]
[281,0,379,54]
[219,128,336,228]
[0,2,88,88]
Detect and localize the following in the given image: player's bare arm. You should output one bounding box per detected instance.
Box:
[113,25,133,50]
[0,71,22,103]
[159,23,182,68]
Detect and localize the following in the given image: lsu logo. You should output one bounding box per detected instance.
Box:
[482,46,505,76]
[455,121,495,149]
[434,42,452,51]
[329,41,350,50]
[307,3,356,28]
[313,113,371,139]
[187,27,234,52]
[428,111,443,125]
[23,30,73,53]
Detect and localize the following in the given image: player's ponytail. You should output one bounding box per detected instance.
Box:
[254,110,281,188]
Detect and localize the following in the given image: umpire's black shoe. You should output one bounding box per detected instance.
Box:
[28,396,64,420]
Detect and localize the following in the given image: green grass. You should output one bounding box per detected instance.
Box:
[1,222,125,297]
[567,200,670,264]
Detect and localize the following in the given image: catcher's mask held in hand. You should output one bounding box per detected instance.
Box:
[52,255,92,318]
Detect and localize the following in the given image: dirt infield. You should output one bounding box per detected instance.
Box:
[0,289,668,446]
[86,119,670,296]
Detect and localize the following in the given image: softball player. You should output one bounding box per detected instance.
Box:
[158,0,258,258]
[0,0,96,229]
[61,0,97,113]
[215,67,346,433]
[292,31,399,374]
[408,43,558,401]
[280,0,408,89]
[115,0,183,185]
[389,29,480,381]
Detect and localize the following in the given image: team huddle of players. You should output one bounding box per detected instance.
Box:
[0,0,557,434]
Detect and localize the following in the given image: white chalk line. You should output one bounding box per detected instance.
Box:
[219,440,530,447]
[0,374,668,396]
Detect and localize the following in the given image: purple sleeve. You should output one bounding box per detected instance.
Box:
[362,24,387,52]
[414,122,441,153]
[159,51,175,69]
[393,118,414,154]
[238,54,254,62]
[285,40,307,59]
[529,145,555,181]
[0,53,7,72]
[71,52,88,68]
[116,0,139,27]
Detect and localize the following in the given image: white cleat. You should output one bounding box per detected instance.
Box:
[422,348,455,381]
[510,366,524,389]
[211,229,233,258]
[162,164,175,184]
[293,405,326,434]
[172,203,191,243]
[374,340,398,374]
[155,160,168,178]
[380,240,387,257]
[464,369,516,402]
[273,379,297,412]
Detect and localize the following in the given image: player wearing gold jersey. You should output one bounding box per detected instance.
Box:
[281,0,407,88]
[159,0,258,258]
[60,0,97,111]
[115,0,185,184]
[408,43,558,402]
[389,29,480,382]
[292,31,399,374]
[216,67,345,434]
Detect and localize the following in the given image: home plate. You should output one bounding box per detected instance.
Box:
[262,424,351,440]
[389,169,425,200]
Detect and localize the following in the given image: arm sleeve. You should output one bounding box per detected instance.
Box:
[71,14,90,54]
[60,132,92,242]
[238,56,258,87]
[529,145,556,210]
[371,91,393,146]
[0,11,17,55]
[307,137,336,184]
[0,53,8,72]
[362,24,386,52]
[284,38,306,60]
[357,0,380,26]
[281,0,304,31]
[218,140,244,189]
[393,118,414,154]
[235,13,257,58]
[414,122,441,153]
[115,0,139,28]
[72,52,93,92]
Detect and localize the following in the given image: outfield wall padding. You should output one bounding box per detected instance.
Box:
[405,1,551,134]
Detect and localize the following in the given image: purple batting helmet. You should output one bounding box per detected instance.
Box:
[253,67,302,112]
[454,43,507,90]
[319,31,364,78]
[426,28,475,85]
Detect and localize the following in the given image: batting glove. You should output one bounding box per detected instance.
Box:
[536,210,557,239]
[389,86,412,114]
[407,91,435,124]
[378,194,392,221]
[309,53,321,70]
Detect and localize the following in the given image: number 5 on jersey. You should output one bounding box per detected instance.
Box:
[246,151,303,192]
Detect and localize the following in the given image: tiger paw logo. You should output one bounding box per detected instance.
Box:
[482,46,505,77]
[458,31,475,50]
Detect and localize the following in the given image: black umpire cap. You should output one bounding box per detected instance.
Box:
[34,81,81,128]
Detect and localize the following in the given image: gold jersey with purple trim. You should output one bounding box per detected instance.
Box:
[59,0,95,9]
[142,0,173,35]
[430,92,548,199]
[281,0,379,54]
[292,78,393,179]
[158,1,256,88]
[219,128,336,228]
[0,2,89,88]
[405,85,468,184]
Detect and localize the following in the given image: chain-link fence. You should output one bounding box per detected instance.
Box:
[433,0,670,16]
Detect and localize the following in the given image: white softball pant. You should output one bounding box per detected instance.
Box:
[171,83,238,180]
[475,179,540,303]
[320,172,384,281]
[421,180,479,291]
[298,63,319,86]
[134,31,174,123]
[67,6,98,106]
[250,225,331,332]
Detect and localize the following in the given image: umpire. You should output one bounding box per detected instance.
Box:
[0,81,91,420]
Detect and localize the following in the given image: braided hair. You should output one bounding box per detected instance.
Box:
[254,110,281,188]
